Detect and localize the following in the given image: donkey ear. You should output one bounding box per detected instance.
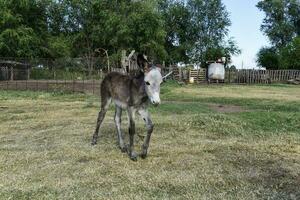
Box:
[137,54,149,72]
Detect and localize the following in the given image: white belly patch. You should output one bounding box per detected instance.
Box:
[114,99,128,109]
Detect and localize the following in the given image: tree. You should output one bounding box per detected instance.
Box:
[203,37,241,67]
[257,0,300,48]
[0,0,49,58]
[159,0,240,65]
[187,0,232,65]
[279,36,300,69]
[0,0,239,69]
[159,0,191,64]
[55,0,166,70]
[256,47,280,69]
[257,0,300,69]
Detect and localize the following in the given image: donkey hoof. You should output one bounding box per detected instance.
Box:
[140,153,147,159]
[130,156,137,161]
[129,152,138,161]
[140,146,148,159]
[91,139,97,145]
[120,146,127,153]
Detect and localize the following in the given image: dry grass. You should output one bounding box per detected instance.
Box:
[0,84,300,199]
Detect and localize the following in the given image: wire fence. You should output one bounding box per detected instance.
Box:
[1,57,299,95]
[0,56,172,95]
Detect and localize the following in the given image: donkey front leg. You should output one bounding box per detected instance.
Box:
[138,109,154,159]
[114,106,126,152]
[127,107,138,161]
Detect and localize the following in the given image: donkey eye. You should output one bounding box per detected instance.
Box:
[146,82,150,85]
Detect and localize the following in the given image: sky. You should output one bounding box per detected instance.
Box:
[222,0,270,69]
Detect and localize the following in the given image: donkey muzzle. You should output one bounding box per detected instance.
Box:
[151,99,161,106]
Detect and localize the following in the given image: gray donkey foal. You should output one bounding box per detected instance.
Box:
[91,55,162,161]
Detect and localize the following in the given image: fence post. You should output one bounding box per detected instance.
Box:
[179,67,182,82]
[196,68,199,84]
[72,76,75,93]
[82,76,85,93]
[64,77,66,92]
[27,68,30,80]
[92,79,95,94]
[10,66,14,81]
[45,80,47,92]
[55,74,58,91]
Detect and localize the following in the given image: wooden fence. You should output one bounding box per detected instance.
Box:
[176,69,300,84]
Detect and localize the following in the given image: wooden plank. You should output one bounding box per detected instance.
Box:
[270,70,273,82]
[290,70,293,79]
[247,70,249,84]
[255,70,258,84]
[279,70,282,81]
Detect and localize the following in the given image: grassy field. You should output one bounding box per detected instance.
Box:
[0,83,299,199]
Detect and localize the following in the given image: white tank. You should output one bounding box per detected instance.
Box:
[208,63,225,80]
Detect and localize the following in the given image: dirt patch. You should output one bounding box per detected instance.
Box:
[208,103,247,113]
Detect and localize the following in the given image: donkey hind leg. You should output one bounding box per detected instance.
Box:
[91,98,111,145]
[114,106,126,152]
[138,109,154,159]
[127,107,138,161]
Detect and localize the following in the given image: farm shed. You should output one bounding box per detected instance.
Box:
[0,60,31,80]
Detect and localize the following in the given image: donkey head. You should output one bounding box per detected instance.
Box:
[137,54,162,106]
[144,67,163,106]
